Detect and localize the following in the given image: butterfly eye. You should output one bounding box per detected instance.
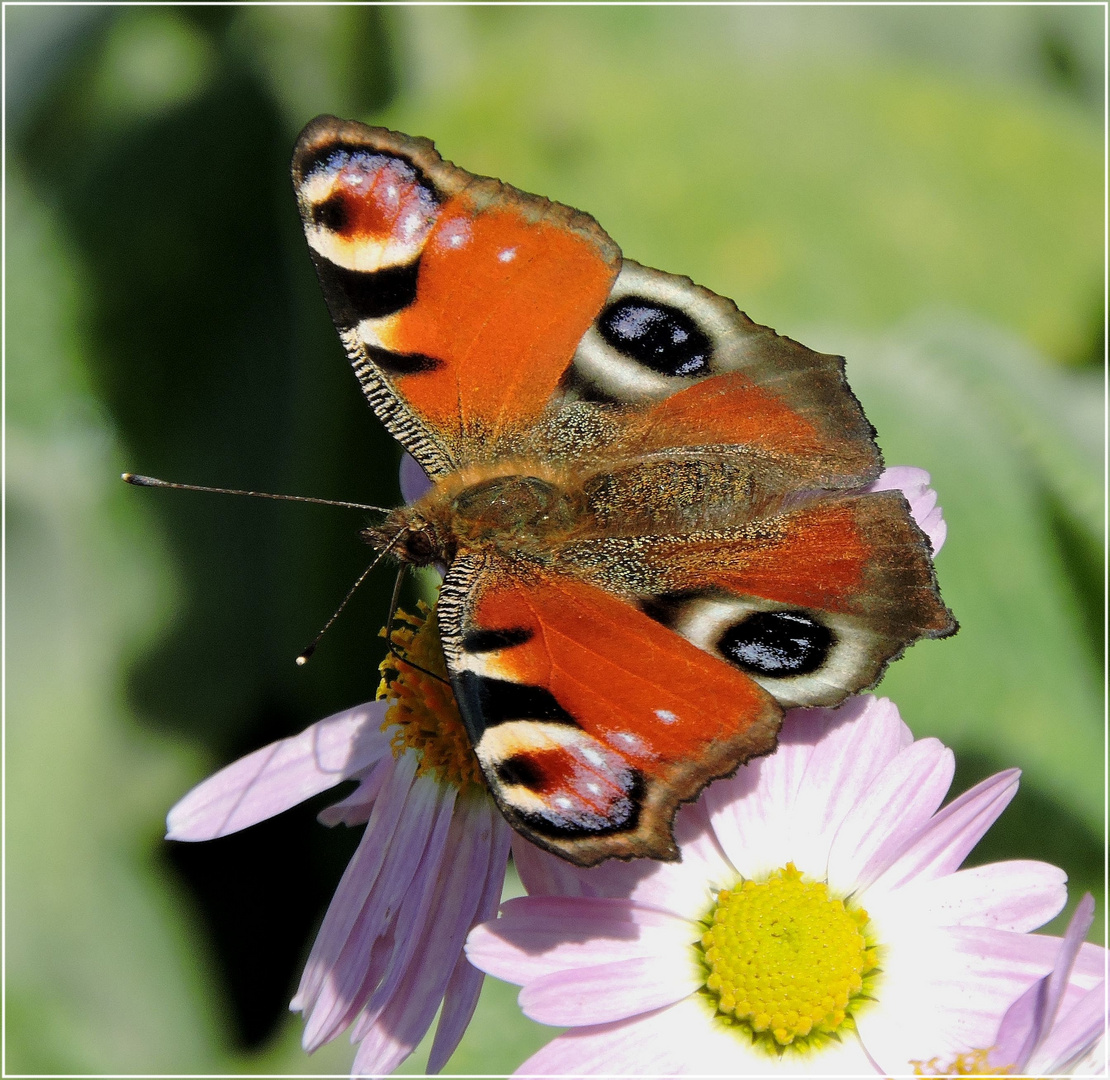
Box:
[717,611,834,677]
[597,297,712,377]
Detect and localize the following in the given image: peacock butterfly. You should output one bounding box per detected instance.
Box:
[291,115,956,867]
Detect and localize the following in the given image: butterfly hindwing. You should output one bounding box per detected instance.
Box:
[566,261,882,492]
[557,489,956,711]
[437,555,782,866]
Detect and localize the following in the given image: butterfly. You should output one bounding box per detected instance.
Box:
[291,115,957,867]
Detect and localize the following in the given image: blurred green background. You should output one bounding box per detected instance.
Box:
[5,6,1104,1075]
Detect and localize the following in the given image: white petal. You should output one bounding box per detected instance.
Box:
[826,738,953,893]
[705,705,828,879]
[786,696,911,879]
[877,860,1066,935]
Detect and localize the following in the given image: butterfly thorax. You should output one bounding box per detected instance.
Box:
[365,463,585,568]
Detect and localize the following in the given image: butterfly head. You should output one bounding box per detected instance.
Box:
[362,507,445,567]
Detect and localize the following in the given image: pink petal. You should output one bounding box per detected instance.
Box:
[294,751,421,1038]
[826,737,954,892]
[868,466,946,554]
[991,893,1096,1071]
[166,701,391,840]
[868,768,1020,891]
[512,798,733,918]
[511,833,597,899]
[909,926,1104,1057]
[350,791,508,1074]
[1030,982,1107,1073]
[427,799,513,1073]
[703,703,835,879]
[781,696,911,879]
[316,761,390,827]
[359,785,459,1018]
[890,860,1067,933]
[399,452,433,503]
[515,1004,690,1076]
[519,953,702,1026]
[301,772,446,1050]
[467,896,699,983]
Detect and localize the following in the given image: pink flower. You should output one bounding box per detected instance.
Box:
[467,696,1104,1075]
[168,697,511,1075]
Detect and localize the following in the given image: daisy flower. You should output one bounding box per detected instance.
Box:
[467,695,1105,1075]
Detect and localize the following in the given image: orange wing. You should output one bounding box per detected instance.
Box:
[292,116,620,474]
[438,557,781,866]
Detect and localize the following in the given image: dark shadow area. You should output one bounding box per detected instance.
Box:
[17,8,404,1050]
[1037,20,1098,107]
[163,779,361,1049]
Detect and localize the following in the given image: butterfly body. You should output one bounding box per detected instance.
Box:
[294,115,956,867]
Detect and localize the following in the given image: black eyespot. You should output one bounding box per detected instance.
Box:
[496,755,544,790]
[597,297,712,377]
[312,194,348,233]
[718,611,834,677]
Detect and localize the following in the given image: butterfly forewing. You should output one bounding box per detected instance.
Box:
[292,116,620,474]
[439,556,781,866]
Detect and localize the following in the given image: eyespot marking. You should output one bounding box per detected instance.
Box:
[299,146,440,272]
[719,611,834,678]
[475,722,644,839]
[597,296,712,377]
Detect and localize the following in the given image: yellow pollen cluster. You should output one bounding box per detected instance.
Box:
[911,1048,1013,1075]
[377,602,484,792]
[700,863,878,1052]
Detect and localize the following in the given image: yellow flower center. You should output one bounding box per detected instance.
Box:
[698,864,879,1054]
[377,602,484,792]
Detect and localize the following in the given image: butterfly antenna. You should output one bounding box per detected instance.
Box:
[122,473,390,513]
[384,564,451,686]
[295,529,405,666]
